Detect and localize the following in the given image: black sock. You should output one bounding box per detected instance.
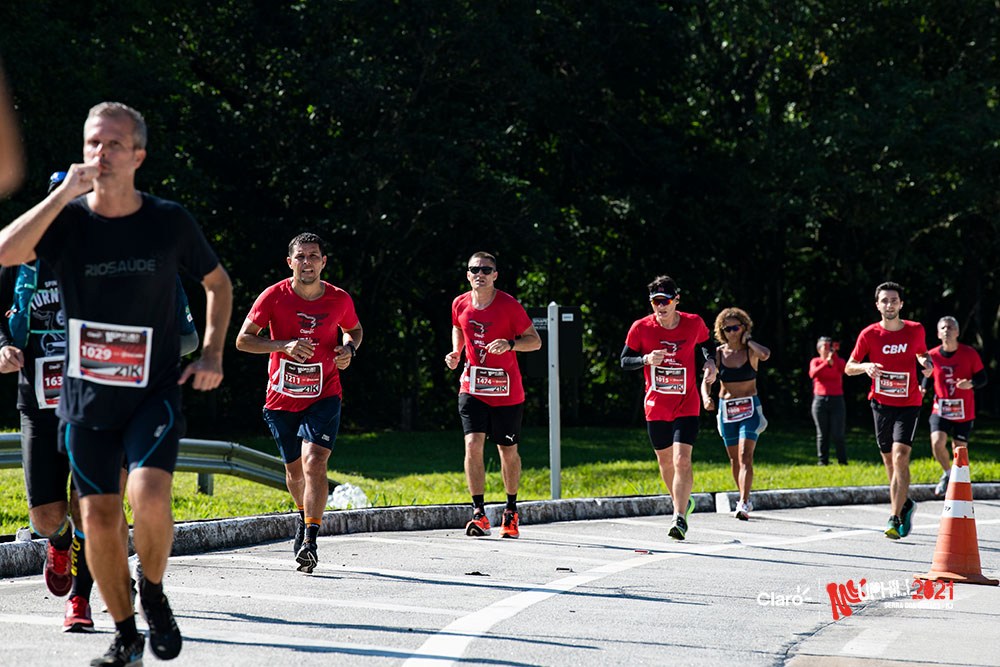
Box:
[49,519,72,551]
[139,577,163,600]
[471,495,485,513]
[506,494,517,512]
[305,523,320,544]
[115,614,139,642]
[69,532,94,600]
[297,508,305,523]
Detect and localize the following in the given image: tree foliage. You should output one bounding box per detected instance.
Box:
[1,2,998,434]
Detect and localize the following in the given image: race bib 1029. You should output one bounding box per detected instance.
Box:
[67,319,152,388]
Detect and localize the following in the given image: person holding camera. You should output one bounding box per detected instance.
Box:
[809,337,848,466]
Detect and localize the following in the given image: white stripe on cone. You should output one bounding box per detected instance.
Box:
[950,465,971,484]
[941,499,975,519]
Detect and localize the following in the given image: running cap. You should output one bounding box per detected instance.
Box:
[649,289,680,299]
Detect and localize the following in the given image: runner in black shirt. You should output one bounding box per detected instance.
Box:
[0,102,232,666]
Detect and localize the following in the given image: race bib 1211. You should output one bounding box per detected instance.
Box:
[274,358,323,398]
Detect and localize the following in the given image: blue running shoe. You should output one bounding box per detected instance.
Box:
[884,515,902,540]
[899,498,915,538]
[90,631,144,666]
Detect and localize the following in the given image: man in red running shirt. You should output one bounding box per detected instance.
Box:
[845,281,933,540]
[236,232,363,573]
[922,316,986,496]
[445,252,540,539]
[621,275,717,540]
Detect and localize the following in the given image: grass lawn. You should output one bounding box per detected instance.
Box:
[2,422,999,535]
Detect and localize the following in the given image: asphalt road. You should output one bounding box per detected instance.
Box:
[1,499,998,666]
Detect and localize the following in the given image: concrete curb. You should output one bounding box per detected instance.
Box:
[5,483,1000,578]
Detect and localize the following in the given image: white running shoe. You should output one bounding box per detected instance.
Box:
[734,501,751,521]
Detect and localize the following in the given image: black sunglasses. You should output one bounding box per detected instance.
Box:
[723,324,743,332]
[467,266,495,275]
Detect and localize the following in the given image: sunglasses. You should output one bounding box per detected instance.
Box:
[467,266,495,275]
[723,324,743,332]
[650,296,676,306]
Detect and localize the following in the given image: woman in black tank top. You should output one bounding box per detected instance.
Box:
[702,307,771,520]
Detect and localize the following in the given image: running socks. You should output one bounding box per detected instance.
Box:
[140,577,163,600]
[472,495,485,514]
[305,517,321,544]
[34,515,73,550]
[115,614,140,643]
[506,494,517,512]
[69,529,94,600]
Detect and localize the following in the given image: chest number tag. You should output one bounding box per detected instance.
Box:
[67,319,152,388]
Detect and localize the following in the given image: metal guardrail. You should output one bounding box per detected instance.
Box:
[0,432,336,495]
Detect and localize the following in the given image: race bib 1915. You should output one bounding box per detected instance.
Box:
[652,366,686,395]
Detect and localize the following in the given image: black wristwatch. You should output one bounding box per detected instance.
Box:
[507,339,516,351]
[345,341,356,357]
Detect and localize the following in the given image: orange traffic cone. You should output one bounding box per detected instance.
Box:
[917,445,998,585]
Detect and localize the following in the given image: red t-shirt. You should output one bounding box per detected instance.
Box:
[849,320,927,407]
[809,355,846,396]
[625,312,710,421]
[452,290,533,406]
[929,344,984,422]
[247,279,359,412]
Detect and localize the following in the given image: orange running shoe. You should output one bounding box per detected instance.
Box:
[465,512,491,536]
[499,510,520,539]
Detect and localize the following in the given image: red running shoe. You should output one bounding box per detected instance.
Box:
[499,510,520,539]
[465,512,491,537]
[44,542,72,597]
[64,595,95,633]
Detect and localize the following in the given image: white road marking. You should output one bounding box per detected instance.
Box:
[840,628,899,656]
[328,535,613,565]
[402,525,882,666]
[168,585,462,616]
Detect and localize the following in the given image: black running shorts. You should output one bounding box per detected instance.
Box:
[928,414,973,442]
[646,416,699,451]
[59,386,185,497]
[870,399,920,452]
[458,393,524,446]
[20,408,69,507]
